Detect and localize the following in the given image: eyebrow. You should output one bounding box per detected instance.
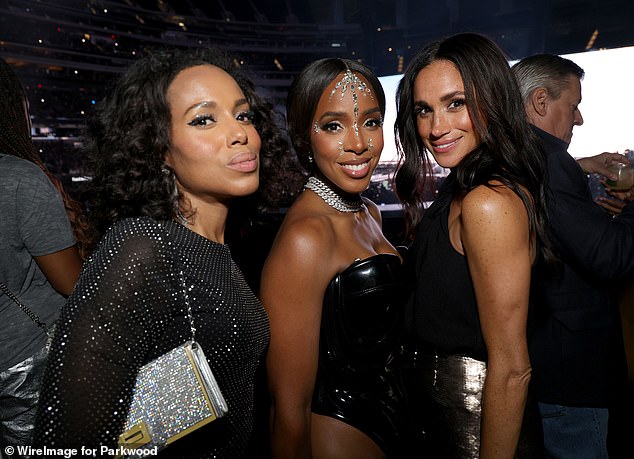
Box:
[317,106,382,120]
[415,90,465,106]
[184,98,249,115]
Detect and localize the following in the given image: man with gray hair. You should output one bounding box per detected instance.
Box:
[512,54,634,459]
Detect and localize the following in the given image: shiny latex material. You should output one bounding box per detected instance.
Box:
[312,253,409,457]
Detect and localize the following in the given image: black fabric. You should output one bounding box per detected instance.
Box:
[311,253,411,458]
[407,174,486,362]
[529,126,634,407]
[33,217,270,458]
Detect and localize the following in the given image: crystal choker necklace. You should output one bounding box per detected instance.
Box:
[304,176,363,213]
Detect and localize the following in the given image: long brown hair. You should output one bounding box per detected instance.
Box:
[394,33,554,263]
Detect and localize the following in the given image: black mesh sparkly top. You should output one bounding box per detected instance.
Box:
[34,217,270,458]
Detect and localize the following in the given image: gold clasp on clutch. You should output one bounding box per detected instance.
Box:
[119,421,151,448]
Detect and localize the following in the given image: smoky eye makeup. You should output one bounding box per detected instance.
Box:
[187,114,216,127]
[236,109,255,123]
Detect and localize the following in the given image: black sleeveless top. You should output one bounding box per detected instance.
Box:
[409,179,487,361]
[311,253,409,457]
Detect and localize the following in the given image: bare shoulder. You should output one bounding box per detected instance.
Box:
[461,182,528,224]
[265,207,336,275]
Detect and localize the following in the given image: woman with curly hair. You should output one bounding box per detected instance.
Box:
[34,47,293,457]
[394,33,549,458]
[0,57,83,457]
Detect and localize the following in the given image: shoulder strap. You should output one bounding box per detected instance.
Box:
[0,281,51,337]
[158,222,197,342]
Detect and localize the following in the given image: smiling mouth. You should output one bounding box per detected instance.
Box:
[341,161,370,172]
[338,158,373,177]
[431,138,460,152]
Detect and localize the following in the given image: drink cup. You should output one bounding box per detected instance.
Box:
[605,162,634,191]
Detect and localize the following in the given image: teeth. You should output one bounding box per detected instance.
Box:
[342,163,368,171]
[435,139,458,149]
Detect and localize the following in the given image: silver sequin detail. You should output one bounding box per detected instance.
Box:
[304,176,362,213]
[123,341,226,451]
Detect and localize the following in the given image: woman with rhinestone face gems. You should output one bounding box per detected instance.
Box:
[394,33,553,458]
[261,59,412,458]
[33,48,293,457]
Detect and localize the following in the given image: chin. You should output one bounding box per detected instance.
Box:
[341,177,373,194]
[432,157,458,170]
[234,179,260,197]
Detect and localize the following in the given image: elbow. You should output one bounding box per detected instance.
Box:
[488,358,532,391]
[506,364,532,392]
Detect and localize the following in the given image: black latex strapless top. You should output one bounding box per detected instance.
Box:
[312,253,409,457]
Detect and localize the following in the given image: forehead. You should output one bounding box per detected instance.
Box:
[559,77,582,101]
[167,65,244,107]
[314,71,376,114]
[414,60,464,98]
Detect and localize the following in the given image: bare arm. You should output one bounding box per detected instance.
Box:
[34,245,82,296]
[460,185,533,459]
[260,217,335,459]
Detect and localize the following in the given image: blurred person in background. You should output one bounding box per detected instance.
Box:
[513,53,634,459]
[0,57,83,457]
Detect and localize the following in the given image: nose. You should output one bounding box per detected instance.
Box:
[343,125,365,155]
[430,111,450,138]
[227,119,248,145]
[574,108,584,126]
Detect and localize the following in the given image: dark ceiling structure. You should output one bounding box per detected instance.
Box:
[1,0,633,134]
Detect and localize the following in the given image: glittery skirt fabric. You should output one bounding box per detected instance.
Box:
[412,352,543,459]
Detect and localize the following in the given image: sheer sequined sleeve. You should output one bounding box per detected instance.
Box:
[34,219,179,448]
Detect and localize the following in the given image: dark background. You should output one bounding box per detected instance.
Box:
[2,0,633,136]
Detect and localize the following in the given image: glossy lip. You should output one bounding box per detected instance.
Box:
[338,157,373,178]
[227,151,258,173]
[429,137,461,154]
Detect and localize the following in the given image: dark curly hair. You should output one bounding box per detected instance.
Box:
[286,58,386,173]
[394,33,554,262]
[0,57,94,259]
[86,46,297,238]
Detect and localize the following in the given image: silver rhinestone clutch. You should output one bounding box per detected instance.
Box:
[118,340,228,453]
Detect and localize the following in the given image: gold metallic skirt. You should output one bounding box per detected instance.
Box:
[412,352,543,458]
